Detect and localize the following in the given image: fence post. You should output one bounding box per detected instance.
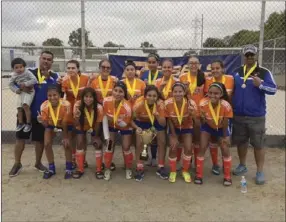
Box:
[258,1,266,66]
[272,38,276,75]
[81,0,86,72]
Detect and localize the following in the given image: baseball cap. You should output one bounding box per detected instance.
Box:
[242,45,258,55]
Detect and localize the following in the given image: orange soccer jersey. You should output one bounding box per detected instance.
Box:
[40,99,73,127]
[199,97,233,129]
[102,96,132,130]
[90,75,117,104]
[203,75,234,96]
[133,96,165,123]
[122,78,146,106]
[179,72,205,106]
[155,76,178,100]
[61,73,89,109]
[165,97,198,129]
[73,100,104,131]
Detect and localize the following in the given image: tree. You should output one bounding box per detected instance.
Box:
[140,41,157,54]
[228,30,260,47]
[68,28,94,57]
[264,10,285,41]
[203,38,227,47]
[22,42,35,55]
[183,49,197,56]
[42,38,64,58]
[103,41,125,53]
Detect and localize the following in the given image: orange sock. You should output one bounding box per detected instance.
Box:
[169,157,177,172]
[176,146,183,161]
[223,156,232,180]
[76,150,85,172]
[95,150,102,172]
[196,156,204,178]
[182,154,192,172]
[209,143,219,166]
[193,144,200,166]
[123,150,133,169]
[104,151,113,169]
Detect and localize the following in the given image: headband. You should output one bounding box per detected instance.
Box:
[172,82,186,91]
[209,83,223,93]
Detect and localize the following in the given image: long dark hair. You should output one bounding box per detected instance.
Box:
[188,56,205,86]
[78,87,98,130]
[209,82,229,101]
[144,85,164,101]
[114,81,128,100]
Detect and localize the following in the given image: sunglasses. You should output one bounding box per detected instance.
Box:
[101,66,111,69]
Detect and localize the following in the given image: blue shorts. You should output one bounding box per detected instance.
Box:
[109,127,132,135]
[134,120,165,132]
[74,129,96,137]
[169,128,193,135]
[47,125,73,132]
[201,123,230,137]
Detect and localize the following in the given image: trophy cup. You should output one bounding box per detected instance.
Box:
[138,128,156,161]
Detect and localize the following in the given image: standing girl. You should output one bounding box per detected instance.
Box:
[72,87,104,179]
[131,85,168,181]
[37,85,73,179]
[195,82,233,186]
[203,60,234,175]
[165,82,199,183]
[102,82,133,180]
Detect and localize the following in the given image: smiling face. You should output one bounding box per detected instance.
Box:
[112,86,125,102]
[125,65,136,79]
[47,89,60,106]
[100,61,111,78]
[162,60,173,78]
[188,57,200,73]
[147,57,158,71]
[172,85,185,102]
[83,92,94,106]
[211,62,223,79]
[208,86,222,104]
[145,90,158,105]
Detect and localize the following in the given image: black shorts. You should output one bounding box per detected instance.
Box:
[16,118,45,142]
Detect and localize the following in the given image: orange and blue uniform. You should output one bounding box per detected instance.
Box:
[155,76,178,100]
[121,78,146,107]
[90,75,117,104]
[204,75,234,97]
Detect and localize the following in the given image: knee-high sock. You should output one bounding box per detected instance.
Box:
[104,151,113,169]
[196,157,204,178]
[123,150,133,169]
[209,143,219,166]
[95,150,103,172]
[76,150,85,173]
[223,156,232,180]
[193,144,200,166]
[169,157,177,172]
[182,153,192,172]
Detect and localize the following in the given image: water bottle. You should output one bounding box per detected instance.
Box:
[241,176,247,193]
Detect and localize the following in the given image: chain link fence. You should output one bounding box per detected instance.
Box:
[1,1,285,145]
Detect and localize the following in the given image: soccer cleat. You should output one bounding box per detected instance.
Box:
[182,171,192,183]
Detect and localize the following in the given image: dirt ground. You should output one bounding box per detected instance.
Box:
[2,144,285,222]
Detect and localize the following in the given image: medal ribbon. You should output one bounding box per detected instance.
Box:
[144,100,156,126]
[243,63,257,83]
[99,76,111,98]
[162,77,172,99]
[113,100,123,128]
[69,75,80,98]
[84,107,94,129]
[173,98,186,127]
[148,70,159,85]
[212,75,226,84]
[126,78,136,98]
[187,72,197,94]
[48,100,62,127]
[37,68,46,84]
[208,101,221,129]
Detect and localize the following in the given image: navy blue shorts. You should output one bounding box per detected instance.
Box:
[47,125,73,132]
[201,123,230,137]
[134,120,165,131]
[109,127,132,135]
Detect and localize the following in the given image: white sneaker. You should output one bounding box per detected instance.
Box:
[125,169,132,179]
[104,169,111,181]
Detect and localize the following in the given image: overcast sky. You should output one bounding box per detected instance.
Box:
[2,1,285,49]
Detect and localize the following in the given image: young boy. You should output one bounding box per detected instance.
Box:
[9,58,38,132]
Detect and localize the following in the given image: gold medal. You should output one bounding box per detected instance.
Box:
[242,63,257,87]
[99,76,111,98]
[69,75,80,99]
[126,78,136,98]
[173,98,186,130]
[162,77,172,99]
[208,100,221,130]
[148,70,159,85]
[113,100,123,128]
[145,100,156,127]
[84,107,94,132]
[48,100,62,129]
[187,72,197,94]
